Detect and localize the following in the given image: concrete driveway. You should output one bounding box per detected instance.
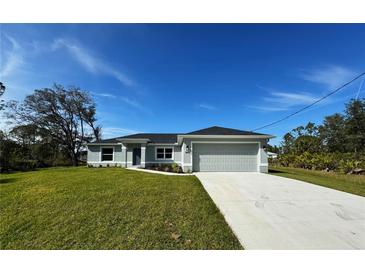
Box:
[195,172,365,249]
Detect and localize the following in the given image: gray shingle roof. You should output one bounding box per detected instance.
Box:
[96,137,123,143]
[186,126,266,136]
[119,133,180,143]
[92,126,269,144]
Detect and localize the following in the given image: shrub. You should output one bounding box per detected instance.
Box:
[274,152,364,174]
[276,153,296,167]
[314,153,339,171]
[171,163,181,173]
[293,151,313,169]
[339,159,360,174]
[146,163,183,173]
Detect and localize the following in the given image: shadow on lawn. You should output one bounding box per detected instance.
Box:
[0,178,18,184]
[268,169,286,174]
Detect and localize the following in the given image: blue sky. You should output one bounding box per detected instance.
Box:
[1,24,364,145]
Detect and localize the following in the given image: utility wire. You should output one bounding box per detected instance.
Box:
[252,71,365,132]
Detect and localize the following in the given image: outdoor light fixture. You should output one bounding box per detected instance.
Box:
[185,145,190,153]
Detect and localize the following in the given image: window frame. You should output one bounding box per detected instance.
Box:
[155,147,174,160]
[101,147,114,162]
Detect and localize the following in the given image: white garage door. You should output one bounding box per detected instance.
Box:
[193,143,259,172]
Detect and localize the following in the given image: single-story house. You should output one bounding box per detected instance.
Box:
[87,126,275,173]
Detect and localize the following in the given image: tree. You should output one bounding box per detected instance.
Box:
[10,124,39,147]
[6,84,101,166]
[281,132,295,154]
[266,144,280,154]
[275,97,365,172]
[281,122,321,154]
[319,113,346,152]
[344,99,365,153]
[292,125,305,137]
[0,130,25,172]
[292,122,321,154]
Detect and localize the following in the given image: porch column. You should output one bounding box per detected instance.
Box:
[259,146,268,173]
[140,144,146,168]
[121,144,127,168]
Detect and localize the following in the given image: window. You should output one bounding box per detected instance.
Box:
[101,148,113,161]
[156,148,164,159]
[156,147,173,160]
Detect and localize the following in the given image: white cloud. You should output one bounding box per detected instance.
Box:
[102,127,138,138]
[247,106,289,112]
[119,96,143,110]
[356,78,364,99]
[198,103,217,110]
[0,35,24,78]
[250,65,358,113]
[264,91,319,106]
[248,89,319,113]
[300,65,356,89]
[93,92,145,112]
[94,93,117,99]
[52,38,134,87]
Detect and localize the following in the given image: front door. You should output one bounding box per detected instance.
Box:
[133,148,141,165]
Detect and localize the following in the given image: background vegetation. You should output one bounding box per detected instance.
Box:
[269,98,365,173]
[1,84,101,172]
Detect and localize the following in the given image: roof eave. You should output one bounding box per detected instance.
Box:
[178,134,275,138]
[177,134,275,143]
[87,138,151,145]
[87,142,122,146]
[116,138,150,144]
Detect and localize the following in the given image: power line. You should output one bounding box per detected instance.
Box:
[252,71,365,132]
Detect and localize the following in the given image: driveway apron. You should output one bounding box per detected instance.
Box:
[195,172,365,249]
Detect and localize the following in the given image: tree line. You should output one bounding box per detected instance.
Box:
[1,83,364,173]
[0,84,101,172]
[268,98,365,173]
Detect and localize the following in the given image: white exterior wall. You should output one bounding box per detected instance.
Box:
[145,145,181,164]
[87,144,182,167]
[87,145,125,167]
[87,137,269,173]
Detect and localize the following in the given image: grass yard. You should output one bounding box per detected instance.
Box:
[269,166,365,197]
[0,167,242,250]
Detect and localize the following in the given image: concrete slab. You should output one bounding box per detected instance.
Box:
[195,172,365,249]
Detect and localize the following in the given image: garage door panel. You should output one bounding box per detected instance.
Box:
[193,143,258,172]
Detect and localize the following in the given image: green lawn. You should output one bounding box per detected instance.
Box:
[269,166,365,197]
[0,167,242,250]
